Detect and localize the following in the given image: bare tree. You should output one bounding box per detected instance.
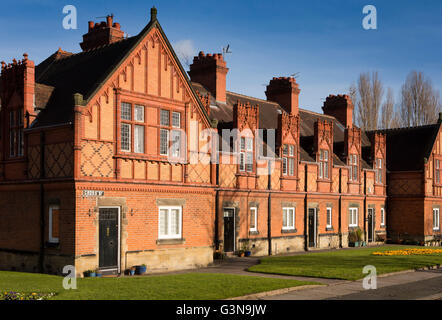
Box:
[354,72,383,130]
[400,71,441,127]
[381,88,394,129]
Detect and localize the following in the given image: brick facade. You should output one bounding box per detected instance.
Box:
[1,7,436,277]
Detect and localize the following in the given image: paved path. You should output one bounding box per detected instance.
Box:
[262,269,442,300]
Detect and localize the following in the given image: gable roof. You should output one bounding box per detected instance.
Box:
[32,14,211,128]
[371,123,441,171]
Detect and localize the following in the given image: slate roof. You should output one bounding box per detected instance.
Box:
[31,16,211,128]
[370,124,441,171]
[194,83,375,167]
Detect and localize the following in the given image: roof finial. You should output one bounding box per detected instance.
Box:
[151,6,157,22]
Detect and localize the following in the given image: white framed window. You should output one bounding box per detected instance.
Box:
[433,208,440,231]
[160,109,170,126]
[172,112,181,128]
[250,207,258,232]
[134,125,145,154]
[239,137,253,172]
[121,123,131,152]
[282,207,295,230]
[381,208,385,227]
[282,157,288,176]
[349,207,358,227]
[49,205,60,244]
[349,154,358,181]
[326,207,332,229]
[121,102,132,120]
[319,149,329,179]
[376,158,383,184]
[134,105,145,122]
[239,152,245,172]
[160,129,169,156]
[171,130,181,158]
[158,206,182,239]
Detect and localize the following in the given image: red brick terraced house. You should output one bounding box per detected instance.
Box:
[0,8,392,276]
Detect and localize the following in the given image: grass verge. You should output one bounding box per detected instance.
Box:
[248,246,442,281]
[0,272,319,300]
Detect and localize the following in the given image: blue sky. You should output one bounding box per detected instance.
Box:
[1,0,441,113]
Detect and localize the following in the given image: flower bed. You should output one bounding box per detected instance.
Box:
[1,291,55,300]
[372,248,442,256]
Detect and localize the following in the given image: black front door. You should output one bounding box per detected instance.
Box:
[223,209,235,252]
[99,208,119,271]
[308,208,316,248]
[368,209,374,243]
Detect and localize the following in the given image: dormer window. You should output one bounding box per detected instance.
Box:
[376,158,383,184]
[349,154,358,181]
[239,137,253,172]
[9,109,24,158]
[435,159,441,185]
[318,149,329,179]
[282,145,295,176]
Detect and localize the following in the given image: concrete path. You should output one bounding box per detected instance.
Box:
[262,269,442,300]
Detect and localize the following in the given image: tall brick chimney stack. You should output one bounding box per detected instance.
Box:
[265,77,300,116]
[0,54,36,127]
[188,52,229,104]
[322,94,354,128]
[80,15,125,51]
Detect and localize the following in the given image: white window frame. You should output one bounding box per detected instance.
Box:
[349,207,358,227]
[381,208,385,227]
[49,205,60,244]
[282,207,296,230]
[326,207,332,229]
[134,105,145,122]
[160,129,169,156]
[250,207,258,232]
[172,112,181,128]
[134,125,145,154]
[433,208,440,231]
[120,123,131,152]
[158,206,182,240]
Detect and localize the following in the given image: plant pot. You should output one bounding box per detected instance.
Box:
[83,271,96,278]
[244,251,252,257]
[136,265,147,275]
[238,251,245,257]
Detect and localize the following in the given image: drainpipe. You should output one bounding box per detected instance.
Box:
[363,171,367,242]
[304,164,308,251]
[338,168,342,248]
[215,162,219,251]
[38,131,46,273]
[267,159,272,256]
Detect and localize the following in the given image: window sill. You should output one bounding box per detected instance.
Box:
[281,229,297,234]
[45,242,60,249]
[156,238,186,245]
[249,231,259,236]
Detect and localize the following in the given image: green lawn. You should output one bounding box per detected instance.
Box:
[0,272,319,300]
[248,246,442,281]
